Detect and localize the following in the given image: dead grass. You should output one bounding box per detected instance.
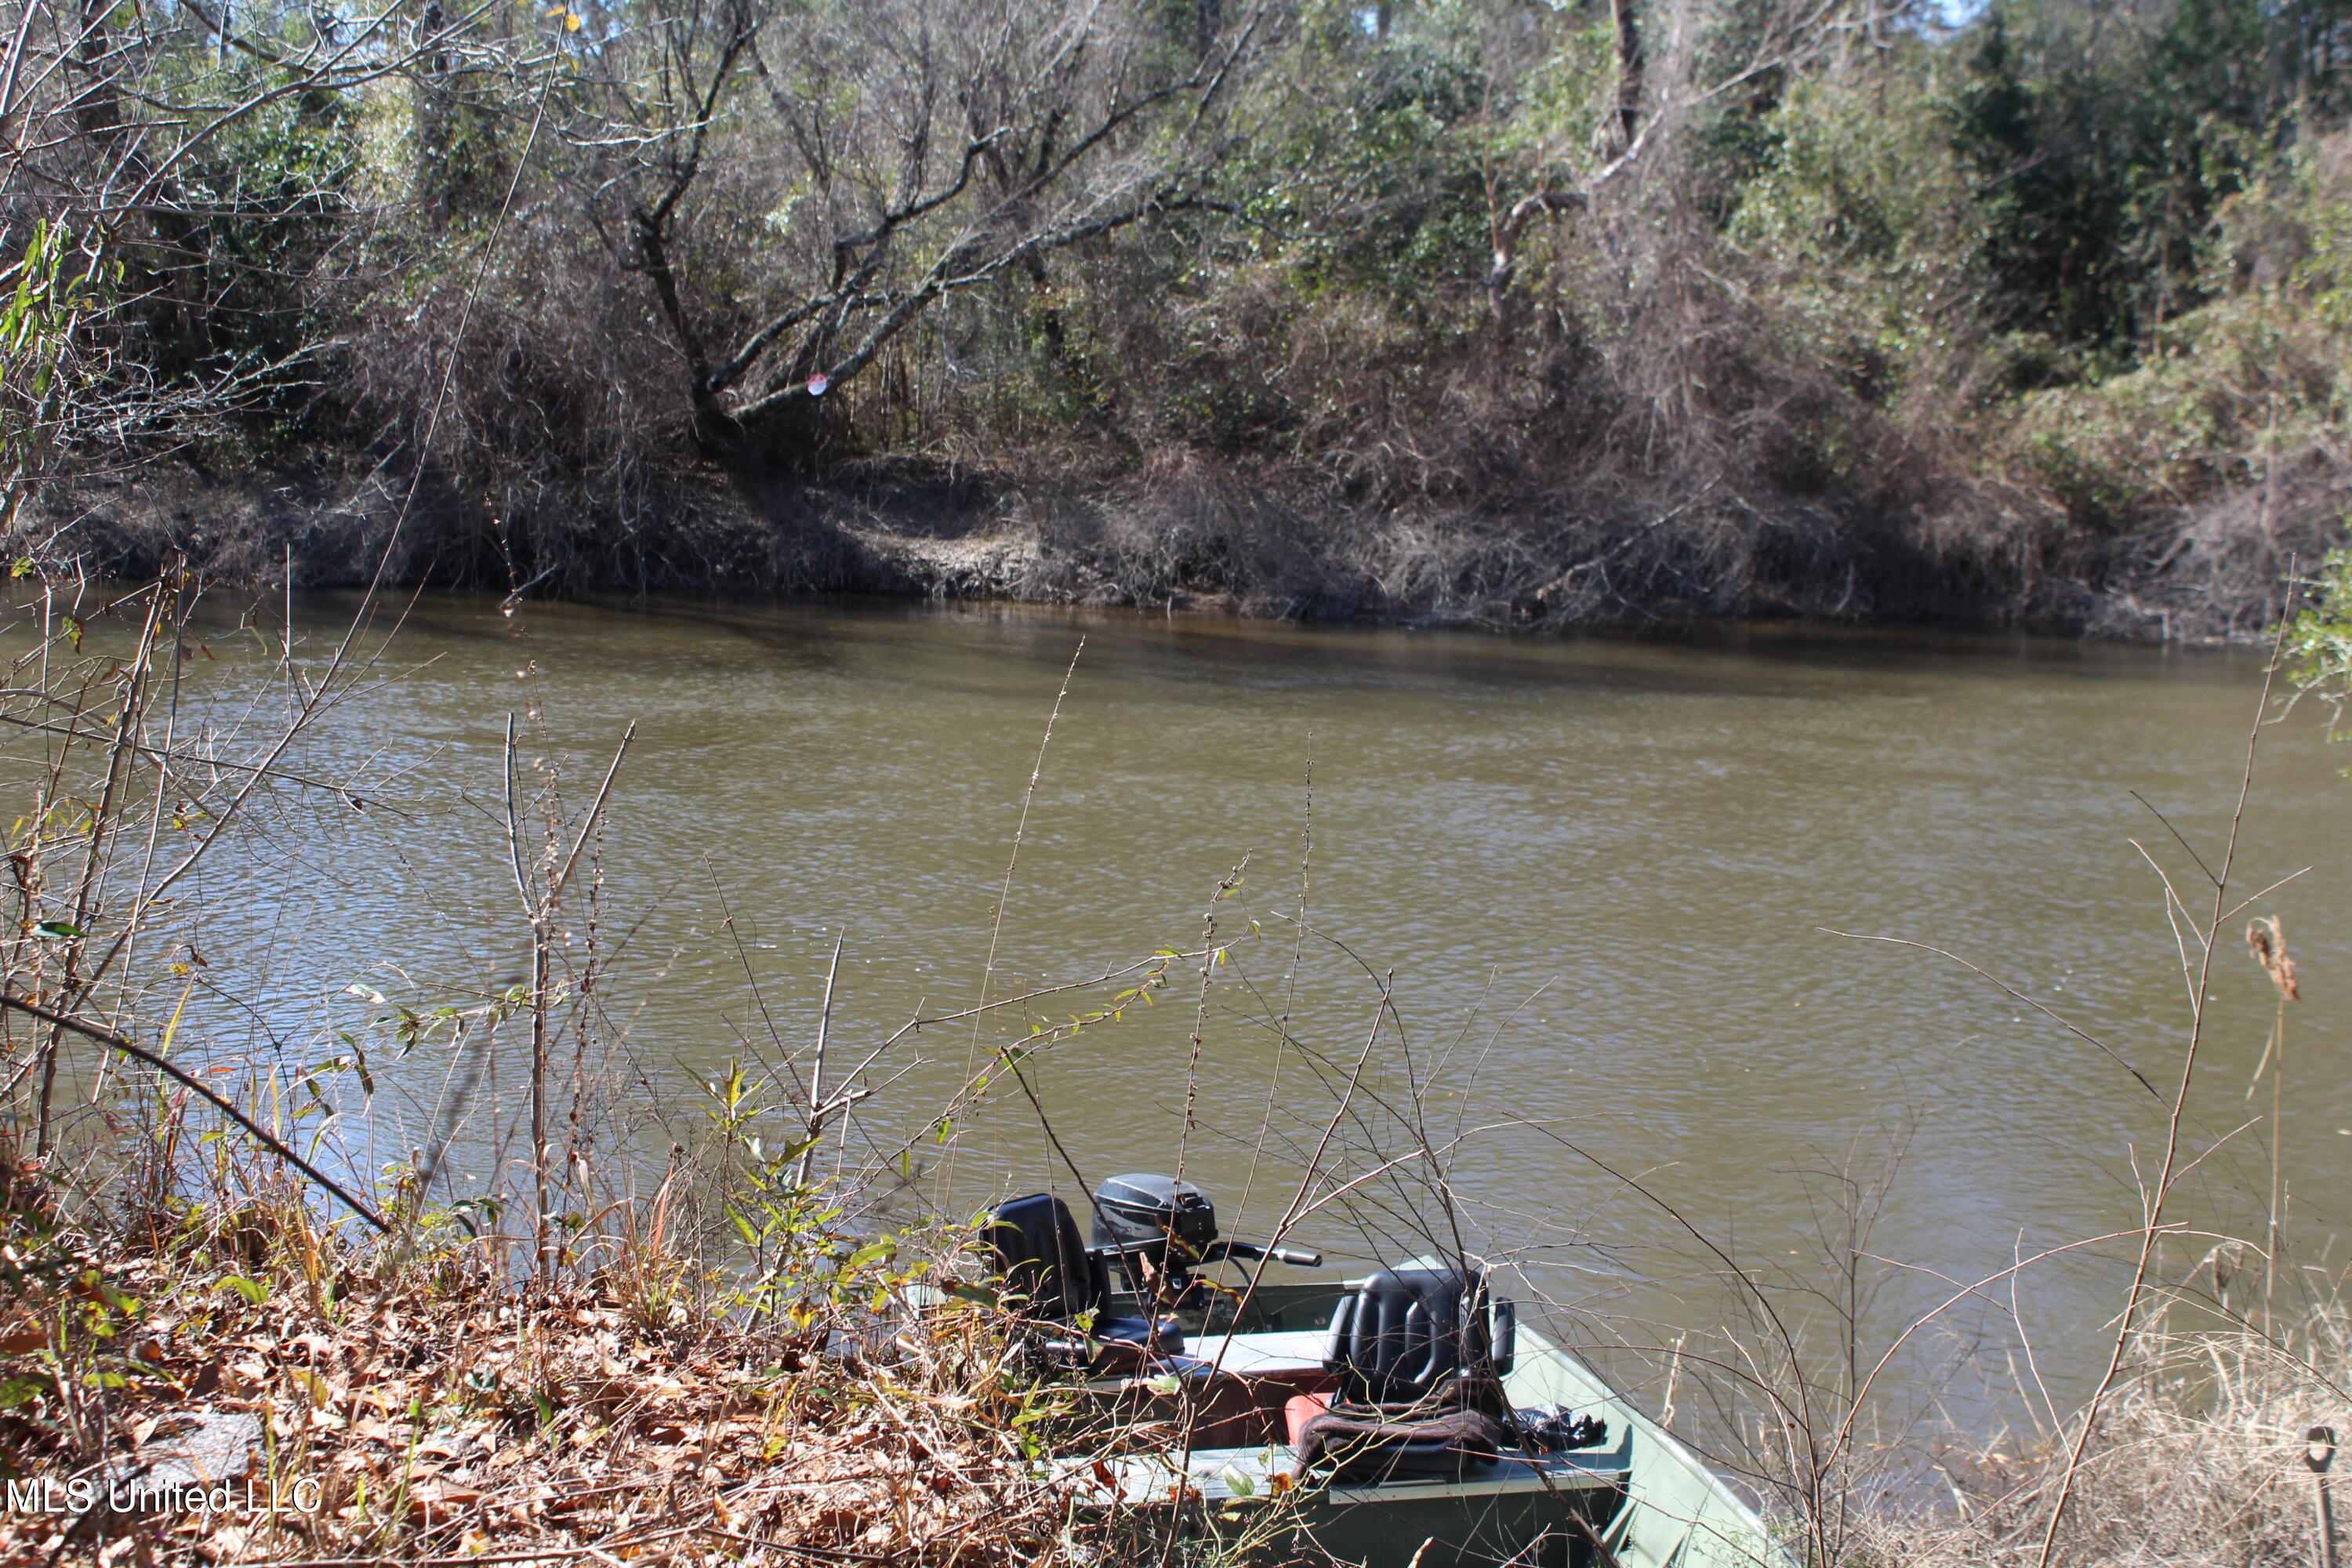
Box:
[1852,1306,2351,1566]
[0,1174,1201,1567]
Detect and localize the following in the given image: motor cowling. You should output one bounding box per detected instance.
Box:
[1089,1173,1217,1282]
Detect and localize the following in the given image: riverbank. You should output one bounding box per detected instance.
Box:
[3,1127,2344,1566]
[18,0,2352,655]
[27,448,2338,642]
[0,1160,1134,1566]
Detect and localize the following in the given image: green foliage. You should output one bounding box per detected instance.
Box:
[1721,2,2352,533]
[167,63,363,393]
[696,1058,927,1326]
[1950,2,2270,364]
[2002,128,2352,524]
[1688,83,1787,231]
[1238,31,1494,302]
[0,1163,85,1302]
[2284,546,2352,724]
[1730,54,1976,407]
[0,220,112,518]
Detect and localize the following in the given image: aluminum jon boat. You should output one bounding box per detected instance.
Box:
[982,1174,1794,1568]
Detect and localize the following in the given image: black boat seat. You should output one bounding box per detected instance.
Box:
[1288,1265,1516,1479]
[982,1192,1178,1368]
[1324,1265,1515,1404]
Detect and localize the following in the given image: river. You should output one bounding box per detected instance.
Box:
[38,593,2352,1432]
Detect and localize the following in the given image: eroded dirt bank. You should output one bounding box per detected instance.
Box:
[28,453,2343,641]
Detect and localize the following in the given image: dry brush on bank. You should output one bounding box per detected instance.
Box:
[1846,1308,2352,1566]
[12,0,2352,636]
[0,1182,1150,1567]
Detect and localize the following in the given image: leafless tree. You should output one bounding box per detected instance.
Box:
[565,0,1270,463]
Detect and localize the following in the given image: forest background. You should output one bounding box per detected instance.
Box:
[5,0,2352,635]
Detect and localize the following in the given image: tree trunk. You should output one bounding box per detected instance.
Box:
[416,2,454,227]
[1601,0,1644,159]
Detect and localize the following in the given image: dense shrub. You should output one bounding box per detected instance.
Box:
[15,0,2352,633]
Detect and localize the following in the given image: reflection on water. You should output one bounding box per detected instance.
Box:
[32,594,2352,1418]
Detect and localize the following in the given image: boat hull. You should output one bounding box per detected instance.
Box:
[1074,1280,1791,1568]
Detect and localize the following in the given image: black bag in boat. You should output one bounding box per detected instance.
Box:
[1292,1396,1506,1482]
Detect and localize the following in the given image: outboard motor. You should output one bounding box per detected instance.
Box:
[1087,1173,1322,1302]
[1090,1173,1218,1297]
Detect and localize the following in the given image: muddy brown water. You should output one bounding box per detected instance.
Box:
[26,593,2352,1426]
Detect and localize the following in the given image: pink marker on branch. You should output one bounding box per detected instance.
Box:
[807,372,829,397]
